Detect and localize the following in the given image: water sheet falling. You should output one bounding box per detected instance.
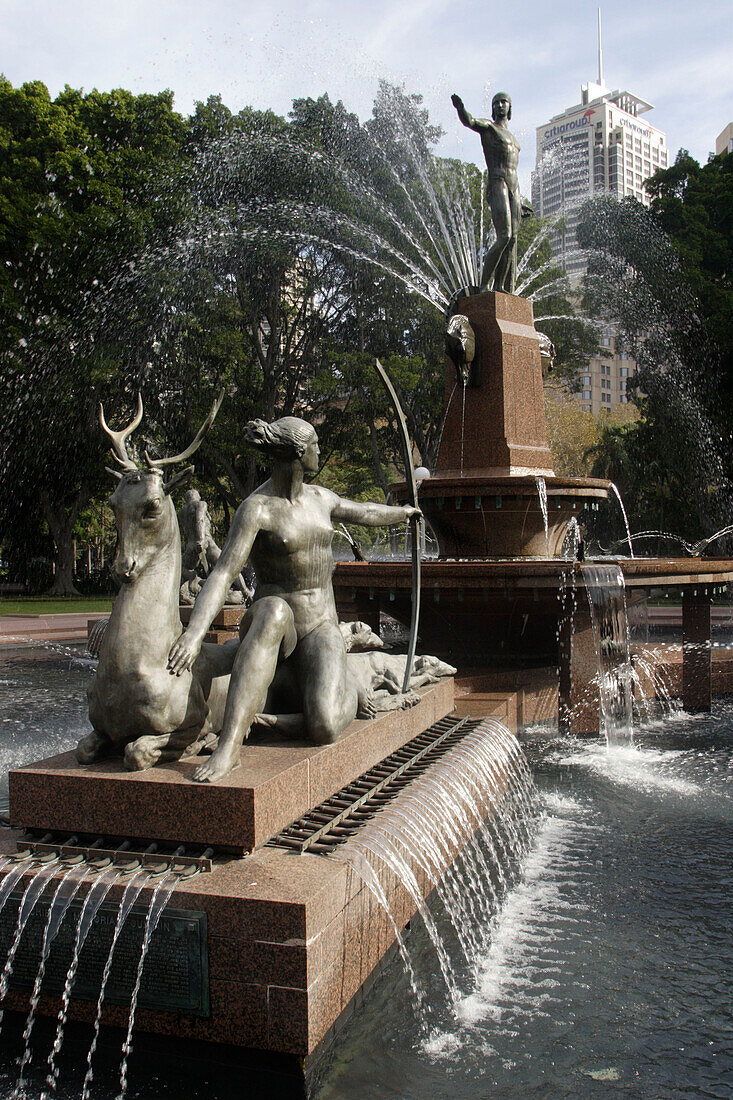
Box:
[12,866,87,1097]
[81,872,148,1100]
[610,483,635,558]
[581,563,634,745]
[41,867,124,1098]
[535,476,550,557]
[336,720,537,1026]
[116,873,178,1100]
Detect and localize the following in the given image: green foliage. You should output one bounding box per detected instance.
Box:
[517,217,598,389]
[0,78,189,592]
[584,412,715,548]
[645,149,733,393]
[577,183,733,539]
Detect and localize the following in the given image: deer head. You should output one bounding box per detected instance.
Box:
[100,393,223,583]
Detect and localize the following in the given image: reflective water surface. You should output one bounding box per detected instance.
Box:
[0,645,731,1099]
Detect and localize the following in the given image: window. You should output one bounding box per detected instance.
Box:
[582,376,591,386]
[621,367,629,377]
[620,380,627,392]
[583,390,591,400]
[601,336,611,347]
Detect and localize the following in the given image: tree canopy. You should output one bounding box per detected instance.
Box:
[577,149,733,541]
[0,79,190,592]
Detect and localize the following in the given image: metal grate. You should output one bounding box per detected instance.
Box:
[268,714,481,854]
[10,835,214,878]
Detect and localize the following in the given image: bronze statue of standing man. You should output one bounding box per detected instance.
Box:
[452,91,532,294]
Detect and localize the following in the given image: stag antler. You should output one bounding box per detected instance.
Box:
[99,394,144,470]
[145,390,225,469]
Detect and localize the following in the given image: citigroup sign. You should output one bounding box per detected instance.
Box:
[543,108,594,141]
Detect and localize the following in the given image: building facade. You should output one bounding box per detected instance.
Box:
[579,329,634,415]
[531,75,668,414]
[715,123,733,156]
[531,80,668,278]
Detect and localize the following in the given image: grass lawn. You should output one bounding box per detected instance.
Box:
[0,597,115,616]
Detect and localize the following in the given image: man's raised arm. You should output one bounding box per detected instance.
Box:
[451,93,482,132]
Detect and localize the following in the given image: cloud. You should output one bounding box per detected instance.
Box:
[0,0,727,169]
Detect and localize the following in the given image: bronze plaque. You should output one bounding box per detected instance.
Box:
[0,894,209,1017]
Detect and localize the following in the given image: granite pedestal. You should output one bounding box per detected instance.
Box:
[9,682,454,854]
[3,681,505,1064]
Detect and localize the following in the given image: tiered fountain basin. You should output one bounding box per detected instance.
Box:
[332,287,733,732]
[0,684,530,1068]
[393,474,611,558]
[333,558,733,730]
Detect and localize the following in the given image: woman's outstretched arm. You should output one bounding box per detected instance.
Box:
[332,495,421,528]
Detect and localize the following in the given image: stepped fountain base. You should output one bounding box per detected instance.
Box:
[9,682,454,854]
[0,681,525,1077]
[334,558,733,732]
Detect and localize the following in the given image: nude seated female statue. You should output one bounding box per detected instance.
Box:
[167,416,421,783]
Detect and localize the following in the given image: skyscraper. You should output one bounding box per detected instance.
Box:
[530,12,668,413]
[531,14,668,279]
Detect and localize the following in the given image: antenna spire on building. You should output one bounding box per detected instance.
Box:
[597,7,604,87]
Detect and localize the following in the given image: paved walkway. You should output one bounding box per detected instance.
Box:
[0,612,109,646]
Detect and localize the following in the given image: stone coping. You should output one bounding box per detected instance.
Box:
[334,557,733,590]
[9,680,454,853]
[393,473,613,496]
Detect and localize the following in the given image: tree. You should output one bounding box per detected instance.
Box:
[162,87,450,519]
[645,148,733,402]
[516,216,599,390]
[577,192,732,538]
[0,79,189,593]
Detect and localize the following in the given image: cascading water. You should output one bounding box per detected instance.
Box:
[115,872,179,1100]
[610,483,635,558]
[563,516,581,561]
[581,563,634,746]
[0,862,62,1014]
[13,866,87,1098]
[41,866,125,1098]
[0,859,177,1100]
[336,720,537,1027]
[535,476,550,557]
[629,647,680,724]
[80,872,147,1100]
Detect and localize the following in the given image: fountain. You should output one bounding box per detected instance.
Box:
[331,91,733,736]
[333,278,733,734]
[0,390,529,1096]
[0,81,731,1100]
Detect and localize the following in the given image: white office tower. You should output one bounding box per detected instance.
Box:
[531,13,668,279]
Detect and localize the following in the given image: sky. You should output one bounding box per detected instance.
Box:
[2,0,731,194]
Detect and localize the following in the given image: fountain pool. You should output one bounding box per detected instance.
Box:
[313,710,733,1099]
[0,644,730,1098]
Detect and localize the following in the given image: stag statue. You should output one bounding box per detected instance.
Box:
[77,393,238,771]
